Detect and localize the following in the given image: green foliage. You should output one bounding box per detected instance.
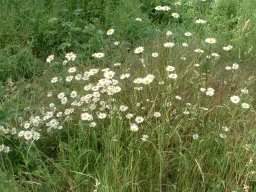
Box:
[0,0,256,191]
[0,171,18,192]
[0,47,43,82]
[0,0,255,81]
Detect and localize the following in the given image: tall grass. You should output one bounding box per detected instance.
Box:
[0,1,256,192]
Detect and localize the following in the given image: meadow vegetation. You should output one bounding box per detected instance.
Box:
[0,0,256,191]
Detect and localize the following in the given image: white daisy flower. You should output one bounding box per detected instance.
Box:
[134,46,144,54]
[106,28,115,36]
[241,103,250,109]
[205,38,217,44]
[192,134,199,140]
[152,52,159,58]
[135,116,144,124]
[230,96,240,104]
[153,112,161,118]
[130,123,139,132]
[81,113,93,121]
[92,52,105,59]
[164,42,175,48]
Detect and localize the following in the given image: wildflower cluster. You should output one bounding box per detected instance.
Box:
[1,3,254,169]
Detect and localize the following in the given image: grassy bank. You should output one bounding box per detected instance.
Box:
[0,0,256,191]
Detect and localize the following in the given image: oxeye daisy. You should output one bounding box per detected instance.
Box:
[219,133,227,139]
[166,30,173,36]
[24,131,33,141]
[225,66,232,71]
[152,52,159,58]
[205,88,215,96]
[92,52,105,59]
[232,63,239,70]
[141,134,149,141]
[241,103,250,109]
[222,126,230,132]
[192,134,199,140]
[135,17,142,22]
[166,65,175,72]
[65,52,77,61]
[46,54,54,63]
[205,38,217,44]
[81,113,93,121]
[194,49,204,53]
[106,28,115,36]
[68,67,77,74]
[134,46,144,54]
[51,77,58,83]
[180,56,186,61]
[97,112,107,119]
[65,75,73,82]
[130,123,139,132]
[126,113,134,119]
[164,42,175,48]
[182,42,189,47]
[57,92,65,99]
[223,45,233,51]
[241,88,249,94]
[89,122,97,128]
[155,5,171,12]
[211,53,220,58]
[184,32,192,37]
[168,73,178,80]
[47,92,53,97]
[195,18,207,24]
[158,81,165,85]
[135,116,144,124]
[230,96,240,104]
[70,91,78,98]
[183,110,190,115]
[113,62,121,67]
[120,73,130,80]
[119,105,128,112]
[200,88,206,92]
[172,12,180,18]
[113,41,120,46]
[75,74,82,80]
[175,95,182,100]
[153,112,161,118]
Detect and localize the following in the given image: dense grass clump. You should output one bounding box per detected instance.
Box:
[0,1,256,192]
